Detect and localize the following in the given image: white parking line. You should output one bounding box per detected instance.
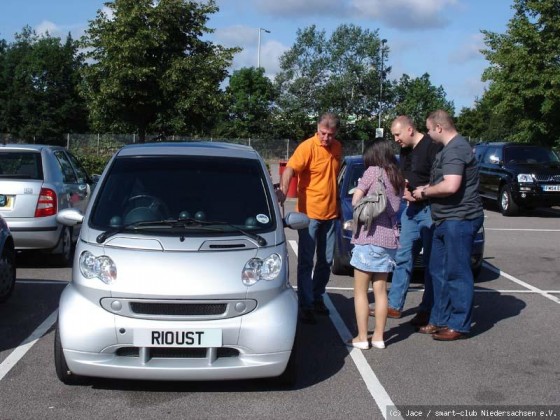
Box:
[288,240,400,420]
[483,262,560,304]
[0,310,58,381]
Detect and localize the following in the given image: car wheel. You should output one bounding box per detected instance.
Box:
[498,185,519,216]
[0,246,16,303]
[54,321,85,385]
[52,227,73,267]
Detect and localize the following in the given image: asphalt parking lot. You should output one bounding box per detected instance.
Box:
[0,201,559,420]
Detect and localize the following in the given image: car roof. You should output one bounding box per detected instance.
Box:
[344,155,363,164]
[0,143,66,152]
[475,142,544,148]
[115,141,260,159]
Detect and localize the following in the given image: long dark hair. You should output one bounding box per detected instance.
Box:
[362,138,405,193]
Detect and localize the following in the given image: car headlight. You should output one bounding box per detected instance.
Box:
[241,253,282,286]
[517,173,534,183]
[79,251,117,285]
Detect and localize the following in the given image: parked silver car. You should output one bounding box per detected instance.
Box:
[54,142,308,385]
[0,215,16,302]
[0,144,94,265]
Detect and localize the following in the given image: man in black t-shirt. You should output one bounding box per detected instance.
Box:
[383,115,441,326]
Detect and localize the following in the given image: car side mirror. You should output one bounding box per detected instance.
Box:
[283,212,310,230]
[57,208,84,226]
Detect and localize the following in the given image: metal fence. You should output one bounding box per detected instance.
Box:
[2,132,370,160]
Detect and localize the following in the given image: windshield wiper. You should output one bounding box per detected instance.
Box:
[96,219,177,243]
[175,218,268,246]
[96,218,267,246]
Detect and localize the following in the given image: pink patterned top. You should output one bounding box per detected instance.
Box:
[350,166,402,249]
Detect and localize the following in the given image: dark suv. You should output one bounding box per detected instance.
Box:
[474,142,560,216]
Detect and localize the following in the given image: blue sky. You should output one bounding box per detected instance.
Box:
[0,0,516,111]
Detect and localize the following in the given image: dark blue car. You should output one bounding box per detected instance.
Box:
[332,155,485,277]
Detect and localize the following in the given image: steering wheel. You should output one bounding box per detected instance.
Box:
[124,194,169,221]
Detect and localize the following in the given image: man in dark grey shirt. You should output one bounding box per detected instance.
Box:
[412,110,484,341]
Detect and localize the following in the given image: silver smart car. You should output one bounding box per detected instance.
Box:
[54,142,308,385]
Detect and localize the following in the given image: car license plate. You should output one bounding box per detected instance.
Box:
[0,194,13,209]
[543,185,560,192]
[133,328,222,347]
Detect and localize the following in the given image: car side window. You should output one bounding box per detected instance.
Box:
[483,147,502,164]
[54,151,78,183]
[66,151,90,183]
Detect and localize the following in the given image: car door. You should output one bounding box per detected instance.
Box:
[53,150,90,215]
[479,145,503,199]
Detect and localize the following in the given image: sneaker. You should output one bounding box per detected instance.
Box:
[299,309,317,325]
[410,311,431,327]
[313,300,330,315]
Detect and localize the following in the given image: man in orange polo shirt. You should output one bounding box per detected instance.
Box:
[278,113,342,324]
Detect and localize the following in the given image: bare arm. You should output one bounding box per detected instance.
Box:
[351,188,365,207]
[276,166,295,203]
[412,174,462,200]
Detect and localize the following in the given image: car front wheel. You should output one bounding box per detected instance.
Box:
[0,246,16,302]
[498,185,519,216]
[54,321,86,385]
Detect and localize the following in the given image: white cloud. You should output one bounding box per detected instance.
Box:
[449,33,485,64]
[251,0,344,17]
[350,0,458,30]
[35,20,61,37]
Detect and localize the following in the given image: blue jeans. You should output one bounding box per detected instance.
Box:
[297,218,336,309]
[388,203,435,312]
[428,216,484,333]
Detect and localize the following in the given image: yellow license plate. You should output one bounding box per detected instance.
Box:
[0,195,13,209]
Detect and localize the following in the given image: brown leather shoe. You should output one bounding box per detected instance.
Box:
[432,328,467,341]
[410,311,430,327]
[387,307,402,318]
[417,324,444,334]
[369,307,402,318]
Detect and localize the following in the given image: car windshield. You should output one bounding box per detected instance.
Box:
[0,151,43,179]
[504,146,560,164]
[89,154,276,235]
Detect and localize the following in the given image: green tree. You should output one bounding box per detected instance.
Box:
[481,0,560,147]
[79,0,238,141]
[388,73,454,132]
[456,95,512,142]
[274,24,387,143]
[216,67,276,139]
[0,27,87,143]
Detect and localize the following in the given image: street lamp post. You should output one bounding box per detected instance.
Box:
[258,28,271,69]
[378,38,387,130]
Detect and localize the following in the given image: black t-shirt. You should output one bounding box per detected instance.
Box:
[399,134,442,190]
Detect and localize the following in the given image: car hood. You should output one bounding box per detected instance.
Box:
[507,162,560,173]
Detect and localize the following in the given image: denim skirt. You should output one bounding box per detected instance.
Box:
[350,244,396,273]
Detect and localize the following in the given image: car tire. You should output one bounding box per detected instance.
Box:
[498,185,519,216]
[54,321,86,385]
[0,246,16,303]
[52,227,73,267]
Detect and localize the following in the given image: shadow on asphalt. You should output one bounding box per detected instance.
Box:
[328,263,526,347]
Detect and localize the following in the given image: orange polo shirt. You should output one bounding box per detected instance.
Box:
[287,133,342,220]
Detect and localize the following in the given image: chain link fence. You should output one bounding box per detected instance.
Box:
[2,133,369,162]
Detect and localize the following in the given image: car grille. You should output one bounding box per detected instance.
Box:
[129,302,227,316]
[116,347,239,359]
[534,174,560,182]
